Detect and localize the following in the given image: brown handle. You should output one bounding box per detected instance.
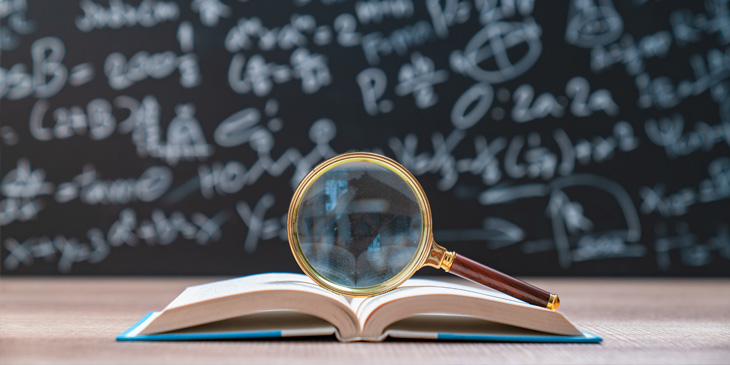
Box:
[448,253,559,309]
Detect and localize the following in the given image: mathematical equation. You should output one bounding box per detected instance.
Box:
[1,0,729,275]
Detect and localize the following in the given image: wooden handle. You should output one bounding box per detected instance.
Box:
[448,253,559,309]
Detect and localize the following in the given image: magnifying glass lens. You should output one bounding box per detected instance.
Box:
[291,153,559,309]
[296,161,422,288]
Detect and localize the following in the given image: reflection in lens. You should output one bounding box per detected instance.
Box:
[296,161,422,288]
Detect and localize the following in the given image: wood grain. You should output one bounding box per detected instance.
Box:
[1,277,729,365]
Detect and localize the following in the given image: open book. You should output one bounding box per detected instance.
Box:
[117,273,600,343]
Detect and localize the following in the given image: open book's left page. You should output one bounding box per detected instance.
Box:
[117,311,338,341]
[129,273,361,339]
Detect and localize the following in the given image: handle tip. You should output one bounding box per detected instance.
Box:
[546,294,560,310]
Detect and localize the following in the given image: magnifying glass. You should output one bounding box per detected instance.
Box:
[287,152,559,310]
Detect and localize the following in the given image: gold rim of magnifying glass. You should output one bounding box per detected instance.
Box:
[287,152,433,297]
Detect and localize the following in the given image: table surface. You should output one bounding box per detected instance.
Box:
[1,277,729,365]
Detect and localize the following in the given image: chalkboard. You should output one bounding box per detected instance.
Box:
[2,0,729,276]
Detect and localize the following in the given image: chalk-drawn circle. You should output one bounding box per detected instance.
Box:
[491,106,505,120]
[214,108,261,147]
[136,166,173,202]
[463,21,542,84]
[451,83,494,129]
[309,118,336,144]
[497,88,511,102]
[565,7,623,48]
[267,118,283,132]
[1,126,19,146]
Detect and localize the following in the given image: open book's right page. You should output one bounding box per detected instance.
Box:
[351,278,601,342]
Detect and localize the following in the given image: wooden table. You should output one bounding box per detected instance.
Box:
[1,277,729,364]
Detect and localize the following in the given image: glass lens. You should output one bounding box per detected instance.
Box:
[296,160,423,288]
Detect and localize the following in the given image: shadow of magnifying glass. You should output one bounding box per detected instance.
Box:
[288,152,559,310]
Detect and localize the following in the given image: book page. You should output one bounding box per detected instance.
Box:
[351,278,532,321]
[398,278,530,304]
[139,273,361,338]
[353,278,582,339]
[165,273,344,309]
[386,314,574,338]
[158,311,337,338]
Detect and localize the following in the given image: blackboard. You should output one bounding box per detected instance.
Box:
[2,0,729,276]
